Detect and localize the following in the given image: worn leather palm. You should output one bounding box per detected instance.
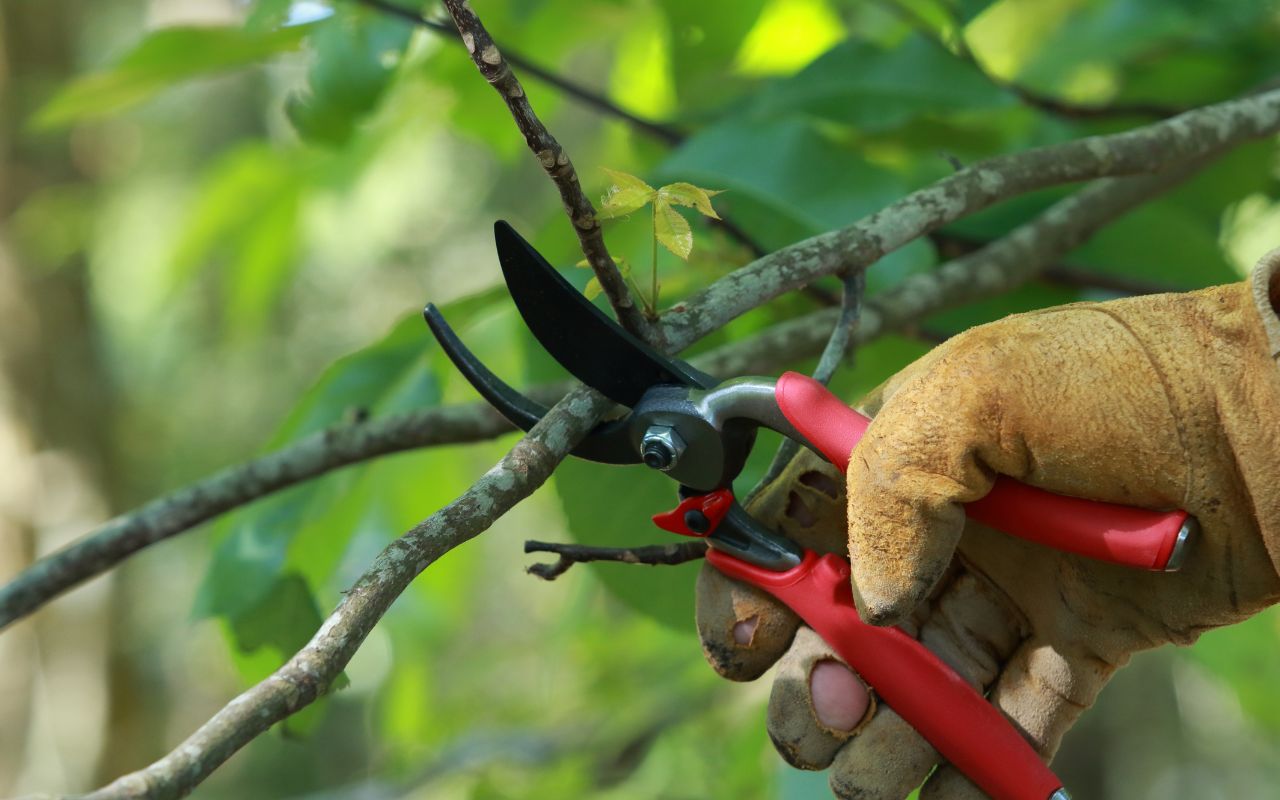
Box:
[695,254,1280,799]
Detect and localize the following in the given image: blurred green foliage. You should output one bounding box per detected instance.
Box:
[9,0,1280,798]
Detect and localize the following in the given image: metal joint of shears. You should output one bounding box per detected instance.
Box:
[424,220,1200,800]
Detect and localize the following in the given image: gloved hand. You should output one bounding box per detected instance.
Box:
[695,256,1280,799]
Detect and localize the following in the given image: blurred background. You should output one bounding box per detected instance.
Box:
[3,0,1280,798]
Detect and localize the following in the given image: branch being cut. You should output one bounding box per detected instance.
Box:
[438,0,653,341]
[524,539,708,580]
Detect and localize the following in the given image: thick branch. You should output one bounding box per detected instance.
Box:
[80,385,613,800]
[659,87,1280,351]
[523,539,708,580]
[438,0,652,340]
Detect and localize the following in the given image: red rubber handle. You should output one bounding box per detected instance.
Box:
[775,371,1191,571]
[707,547,1063,800]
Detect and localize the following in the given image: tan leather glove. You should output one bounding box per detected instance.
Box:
[695,253,1280,799]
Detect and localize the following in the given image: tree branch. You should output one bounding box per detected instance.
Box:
[0,309,855,630]
[523,539,708,580]
[658,87,1280,352]
[79,385,612,800]
[438,0,655,341]
[751,269,864,499]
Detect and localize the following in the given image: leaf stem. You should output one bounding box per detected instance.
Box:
[650,203,659,318]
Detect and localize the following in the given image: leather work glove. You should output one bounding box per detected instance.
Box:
[695,252,1280,799]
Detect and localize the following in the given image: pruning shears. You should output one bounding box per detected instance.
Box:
[424,221,1199,800]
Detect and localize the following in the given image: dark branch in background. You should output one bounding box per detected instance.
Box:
[347,0,802,293]
[437,0,654,340]
[876,0,1186,120]
[930,231,1186,296]
[350,0,683,144]
[523,539,708,580]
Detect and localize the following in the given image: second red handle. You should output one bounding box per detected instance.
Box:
[773,371,1196,571]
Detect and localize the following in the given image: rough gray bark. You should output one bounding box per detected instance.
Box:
[659,88,1280,351]
[438,0,653,340]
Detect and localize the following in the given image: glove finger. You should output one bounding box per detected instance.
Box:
[827,563,1024,799]
[985,637,1115,759]
[696,450,850,681]
[844,343,1007,627]
[918,638,1115,800]
[695,561,799,681]
[827,707,936,800]
[766,627,874,771]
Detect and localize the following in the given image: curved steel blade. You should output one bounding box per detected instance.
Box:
[494,220,715,407]
[423,304,638,465]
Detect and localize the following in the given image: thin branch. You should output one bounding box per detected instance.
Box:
[350,0,683,145]
[0,396,532,629]
[523,539,708,580]
[750,269,864,500]
[438,0,654,341]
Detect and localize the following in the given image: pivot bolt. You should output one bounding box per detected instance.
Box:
[641,425,686,472]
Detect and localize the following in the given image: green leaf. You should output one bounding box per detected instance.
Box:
[34,25,307,128]
[166,143,307,332]
[653,200,694,260]
[193,306,457,671]
[599,168,657,219]
[750,35,1014,132]
[286,10,413,146]
[584,276,603,300]
[655,116,933,290]
[1183,607,1280,733]
[659,182,722,219]
[552,459,700,629]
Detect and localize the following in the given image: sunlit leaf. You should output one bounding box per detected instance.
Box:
[584,276,603,300]
[658,182,722,219]
[34,25,307,128]
[599,168,656,219]
[653,200,693,259]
